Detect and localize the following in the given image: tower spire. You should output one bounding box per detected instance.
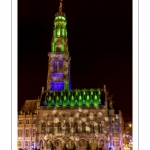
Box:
[59,0,63,12]
[47,1,71,91]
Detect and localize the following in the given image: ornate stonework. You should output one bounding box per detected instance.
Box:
[18,1,124,150]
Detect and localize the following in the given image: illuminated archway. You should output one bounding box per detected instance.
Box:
[54,139,65,150]
[39,138,45,149]
[78,139,88,150]
[46,139,54,150]
[99,139,104,150]
[67,139,75,150]
[90,139,97,150]
[120,134,133,150]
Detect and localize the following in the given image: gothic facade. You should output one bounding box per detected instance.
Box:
[18,1,124,150]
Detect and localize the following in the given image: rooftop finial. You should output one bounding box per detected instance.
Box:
[59,0,63,12]
[104,85,106,93]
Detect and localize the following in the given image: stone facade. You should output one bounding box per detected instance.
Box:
[18,100,39,150]
[18,92,124,150]
[18,1,124,150]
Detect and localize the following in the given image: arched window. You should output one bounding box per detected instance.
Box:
[39,140,44,148]
[99,122,103,133]
[90,139,98,150]
[42,122,46,133]
[47,123,49,133]
[99,139,104,149]
[49,122,54,134]
[74,122,78,133]
[66,122,70,134]
[46,140,53,150]
[82,122,86,133]
[90,122,94,133]
[57,122,62,133]
[68,140,75,150]
[53,60,58,72]
[59,60,63,72]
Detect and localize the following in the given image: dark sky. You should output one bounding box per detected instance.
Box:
[18,0,132,121]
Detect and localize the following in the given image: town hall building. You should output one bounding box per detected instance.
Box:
[18,1,124,150]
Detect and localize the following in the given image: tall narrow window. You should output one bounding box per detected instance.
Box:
[25,141,28,147]
[74,122,78,133]
[66,122,70,134]
[99,122,103,133]
[32,129,35,137]
[18,120,23,124]
[57,122,62,133]
[59,60,63,72]
[116,141,120,147]
[47,123,50,133]
[99,140,104,149]
[26,119,29,124]
[90,123,94,133]
[18,141,21,146]
[82,122,86,133]
[42,122,46,133]
[18,129,22,137]
[31,142,34,147]
[25,129,29,137]
[116,125,119,131]
[50,122,54,134]
[113,141,115,146]
[53,60,58,72]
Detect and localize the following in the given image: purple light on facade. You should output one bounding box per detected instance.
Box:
[50,82,64,91]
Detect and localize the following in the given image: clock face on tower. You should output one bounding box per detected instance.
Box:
[56,40,62,48]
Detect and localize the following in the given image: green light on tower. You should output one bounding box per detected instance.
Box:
[94,95,98,107]
[61,91,63,96]
[86,95,90,107]
[48,96,51,106]
[97,89,101,95]
[48,100,51,107]
[62,29,65,36]
[55,96,59,107]
[90,89,93,96]
[62,17,65,20]
[83,90,86,96]
[65,82,69,90]
[63,95,67,107]
[78,95,82,106]
[57,28,60,36]
[52,43,55,52]
[75,91,78,96]
[70,95,75,107]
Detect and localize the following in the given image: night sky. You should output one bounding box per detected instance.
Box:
[18,0,132,121]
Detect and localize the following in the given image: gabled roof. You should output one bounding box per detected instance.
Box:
[19,99,39,114]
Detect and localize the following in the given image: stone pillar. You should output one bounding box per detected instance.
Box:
[110,135,113,147]
[119,137,122,150]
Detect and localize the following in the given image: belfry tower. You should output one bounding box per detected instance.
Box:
[47,0,72,91]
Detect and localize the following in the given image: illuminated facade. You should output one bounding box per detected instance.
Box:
[121,122,132,150]
[18,100,39,150]
[18,1,124,150]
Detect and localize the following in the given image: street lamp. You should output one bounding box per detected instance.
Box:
[129,124,131,128]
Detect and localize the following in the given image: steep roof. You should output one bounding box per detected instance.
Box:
[40,89,105,108]
[19,99,39,114]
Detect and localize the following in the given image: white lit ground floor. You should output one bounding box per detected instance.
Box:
[17,134,124,150]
